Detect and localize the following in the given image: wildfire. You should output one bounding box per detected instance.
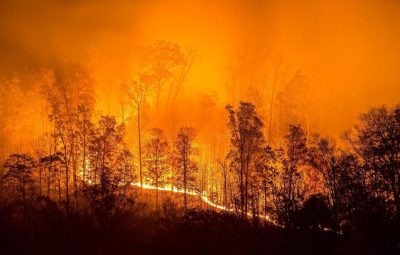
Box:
[130,182,275,224]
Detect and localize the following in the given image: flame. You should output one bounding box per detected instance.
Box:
[130,182,276,224]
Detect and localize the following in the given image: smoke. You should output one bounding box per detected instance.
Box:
[1,0,400,148]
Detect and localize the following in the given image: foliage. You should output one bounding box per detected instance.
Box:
[173,127,198,211]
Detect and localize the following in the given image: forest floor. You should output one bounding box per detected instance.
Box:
[0,188,392,255]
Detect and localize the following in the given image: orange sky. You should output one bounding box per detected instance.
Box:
[1,0,400,138]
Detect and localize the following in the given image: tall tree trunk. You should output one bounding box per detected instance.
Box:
[62,142,70,215]
[155,166,159,212]
[264,184,267,223]
[223,163,227,207]
[137,108,143,188]
[183,151,188,212]
[58,176,62,206]
[268,61,281,142]
[82,121,87,182]
[244,160,250,217]
[72,145,78,210]
[171,155,175,192]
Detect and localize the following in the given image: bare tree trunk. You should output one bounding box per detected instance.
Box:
[58,175,62,205]
[244,160,250,217]
[155,167,159,212]
[264,184,267,223]
[240,150,245,219]
[268,61,281,142]
[82,121,87,182]
[137,108,143,188]
[171,155,175,192]
[62,89,74,213]
[184,150,188,212]
[223,163,227,207]
[61,140,70,215]
[72,147,78,210]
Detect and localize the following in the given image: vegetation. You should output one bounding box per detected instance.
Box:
[0,41,399,254]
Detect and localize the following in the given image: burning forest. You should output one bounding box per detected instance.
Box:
[0,1,400,255]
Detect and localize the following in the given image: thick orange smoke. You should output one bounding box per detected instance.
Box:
[1,0,400,160]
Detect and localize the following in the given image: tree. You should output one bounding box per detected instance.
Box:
[267,57,283,143]
[2,154,36,222]
[174,127,198,212]
[334,152,368,231]
[276,124,307,227]
[255,146,279,222]
[226,102,264,218]
[350,105,400,220]
[39,152,64,204]
[140,40,189,113]
[43,64,94,212]
[308,137,340,225]
[275,70,312,142]
[308,136,358,230]
[84,116,135,228]
[217,156,229,208]
[144,128,169,211]
[77,104,94,183]
[127,78,149,188]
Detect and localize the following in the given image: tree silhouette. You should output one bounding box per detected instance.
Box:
[140,40,188,114]
[144,128,170,211]
[308,136,341,229]
[350,105,400,220]
[255,146,279,222]
[2,154,36,222]
[226,102,264,218]
[84,116,135,228]
[39,152,64,205]
[127,78,149,189]
[174,127,198,212]
[217,156,229,208]
[276,124,307,227]
[43,64,94,213]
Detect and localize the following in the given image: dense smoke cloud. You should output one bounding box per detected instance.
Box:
[1,0,400,147]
